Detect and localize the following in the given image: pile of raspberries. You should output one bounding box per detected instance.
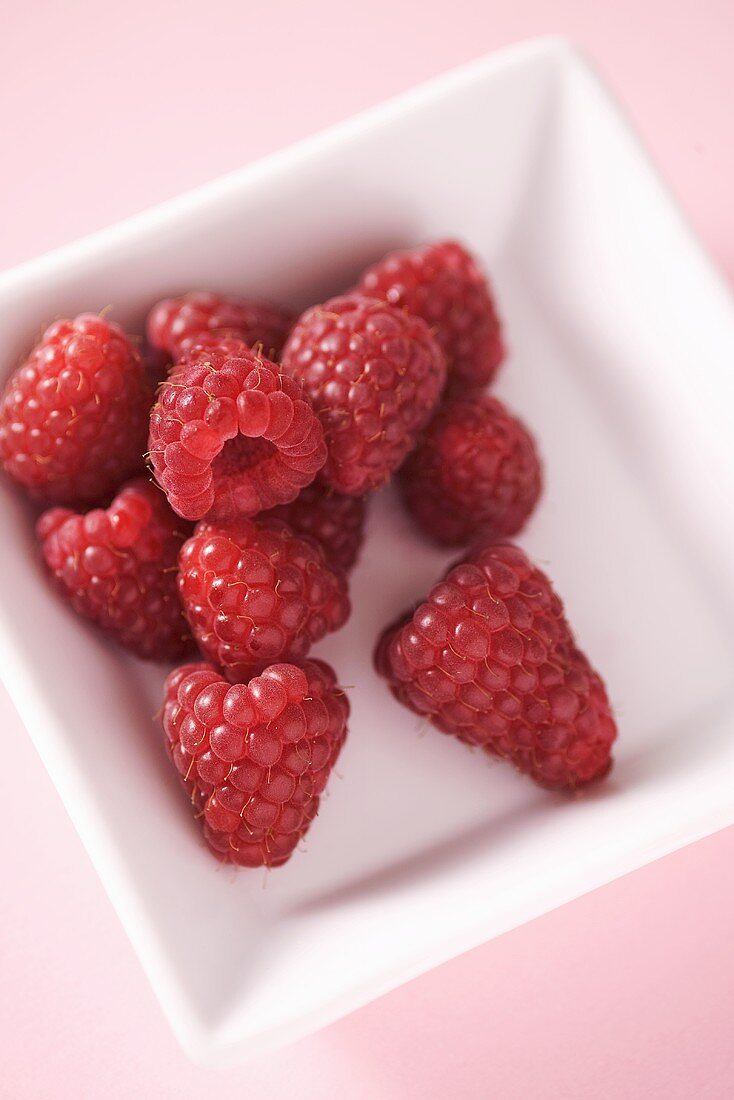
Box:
[0,240,617,869]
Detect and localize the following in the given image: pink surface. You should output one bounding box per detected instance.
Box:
[1,2,733,1096]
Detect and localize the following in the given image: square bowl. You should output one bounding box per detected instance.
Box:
[1,36,733,1066]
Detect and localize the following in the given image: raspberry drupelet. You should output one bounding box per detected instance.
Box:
[0,314,152,506]
[146,290,294,364]
[37,478,193,662]
[178,516,350,681]
[280,294,446,495]
[375,543,616,790]
[261,479,368,573]
[358,239,504,391]
[162,659,349,867]
[397,394,542,546]
[148,339,326,522]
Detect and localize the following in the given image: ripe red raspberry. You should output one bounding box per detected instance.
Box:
[37,478,193,661]
[374,543,616,790]
[146,290,294,363]
[261,480,367,573]
[178,516,350,680]
[148,341,326,522]
[0,314,152,506]
[162,659,349,867]
[398,395,542,546]
[280,294,446,495]
[358,240,504,390]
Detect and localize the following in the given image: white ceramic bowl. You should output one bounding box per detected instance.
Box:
[1,37,733,1066]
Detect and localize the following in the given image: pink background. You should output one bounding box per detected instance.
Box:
[2,2,733,1096]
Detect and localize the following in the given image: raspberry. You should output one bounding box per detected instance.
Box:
[280,294,446,495]
[146,291,294,363]
[398,395,542,546]
[162,659,349,867]
[37,478,193,662]
[261,479,367,573]
[358,240,504,390]
[178,516,350,680]
[374,543,616,790]
[0,314,152,506]
[148,341,326,522]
